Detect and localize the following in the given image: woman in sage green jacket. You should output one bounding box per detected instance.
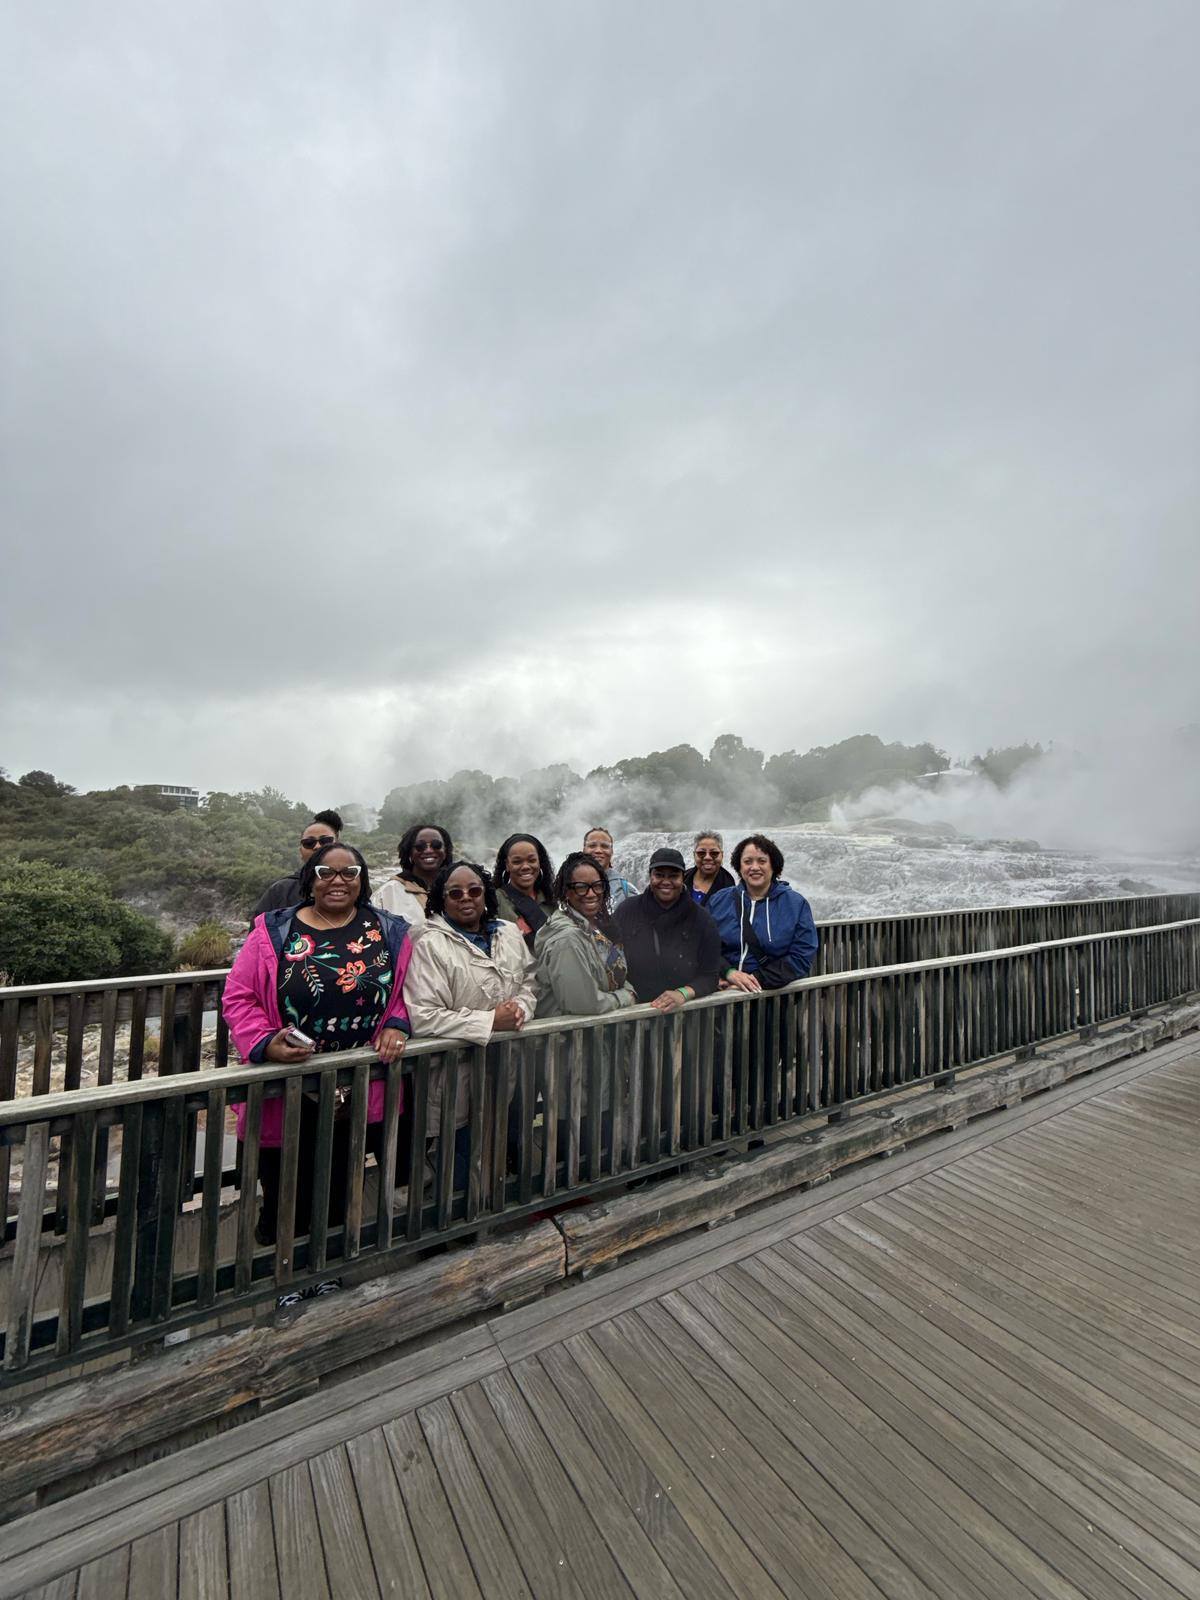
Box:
[534,852,637,1018]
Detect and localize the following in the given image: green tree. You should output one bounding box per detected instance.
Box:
[18,769,74,797]
[0,860,173,984]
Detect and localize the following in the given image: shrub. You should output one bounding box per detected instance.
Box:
[176,922,234,970]
[0,860,173,984]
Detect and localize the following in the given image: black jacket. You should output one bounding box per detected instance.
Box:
[250,869,304,919]
[612,889,723,1001]
[683,864,736,906]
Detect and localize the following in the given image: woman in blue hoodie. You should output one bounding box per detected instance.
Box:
[708,834,818,991]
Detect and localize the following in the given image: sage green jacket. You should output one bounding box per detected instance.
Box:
[534,908,636,1019]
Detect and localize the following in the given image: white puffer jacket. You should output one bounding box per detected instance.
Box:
[404,915,537,1128]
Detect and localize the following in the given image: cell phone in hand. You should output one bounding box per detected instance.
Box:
[284,1027,314,1048]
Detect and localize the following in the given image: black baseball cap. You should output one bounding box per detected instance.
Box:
[648,847,687,873]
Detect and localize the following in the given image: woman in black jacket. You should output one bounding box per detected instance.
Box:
[612,847,723,1011]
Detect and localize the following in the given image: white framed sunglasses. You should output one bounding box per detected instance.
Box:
[313,864,362,882]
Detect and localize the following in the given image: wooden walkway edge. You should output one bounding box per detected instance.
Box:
[2,1030,1198,1598]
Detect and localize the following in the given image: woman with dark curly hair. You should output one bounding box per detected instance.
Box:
[493,832,556,952]
[708,833,818,991]
[223,841,414,1249]
[372,820,454,927]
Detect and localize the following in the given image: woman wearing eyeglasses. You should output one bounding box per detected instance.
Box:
[223,842,413,1247]
[684,831,736,907]
[372,822,453,928]
[534,852,636,1018]
[250,808,344,917]
[405,862,536,1177]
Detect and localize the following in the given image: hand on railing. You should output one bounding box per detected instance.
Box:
[721,969,762,994]
[649,988,689,1014]
[492,1000,526,1033]
[376,1029,408,1062]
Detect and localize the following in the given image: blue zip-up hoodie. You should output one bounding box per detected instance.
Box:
[708,879,819,987]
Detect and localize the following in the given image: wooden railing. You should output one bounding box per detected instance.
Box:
[2,915,1196,1376]
[3,893,1196,1108]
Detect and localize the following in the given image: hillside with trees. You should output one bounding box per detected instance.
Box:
[0,734,1040,983]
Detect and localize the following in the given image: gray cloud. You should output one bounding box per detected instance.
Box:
[2,1,1197,806]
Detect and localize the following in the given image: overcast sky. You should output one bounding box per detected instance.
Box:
[2,1,1197,806]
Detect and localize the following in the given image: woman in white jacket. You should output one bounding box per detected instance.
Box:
[404,861,536,1186]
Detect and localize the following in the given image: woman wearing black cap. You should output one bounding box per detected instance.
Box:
[611,847,723,1012]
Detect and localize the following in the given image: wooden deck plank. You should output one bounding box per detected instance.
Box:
[773,1235,1200,1574]
[17,1578,77,1600]
[308,1445,380,1600]
[267,1465,329,1600]
[622,1303,941,1600]
[852,1196,1200,1422]
[74,1546,128,1600]
[127,1523,179,1600]
[921,1169,1200,1351]
[381,1412,483,1600]
[476,1370,638,1600]
[767,1230,1200,1583]
[566,1328,853,1600]
[415,1395,533,1600]
[504,1358,706,1600]
[4,1041,1199,1600]
[178,1503,227,1600]
[448,1385,587,1600]
[935,1161,1200,1319]
[882,1185,1200,1382]
[535,1340,779,1600]
[226,1483,279,1600]
[735,1251,1174,1600]
[659,1280,1028,1600]
[344,1430,431,1600]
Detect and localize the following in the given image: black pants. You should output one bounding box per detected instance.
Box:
[255,1097,412,1245]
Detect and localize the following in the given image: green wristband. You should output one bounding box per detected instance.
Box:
[676,986,690,1000]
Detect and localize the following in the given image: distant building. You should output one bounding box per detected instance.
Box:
[156,785,201,809]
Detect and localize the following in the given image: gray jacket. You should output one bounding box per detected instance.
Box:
[534,908,636,1018]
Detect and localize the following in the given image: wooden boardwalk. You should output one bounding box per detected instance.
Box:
[3,1033,1198,1599]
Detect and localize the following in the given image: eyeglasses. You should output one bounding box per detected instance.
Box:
[313,864,362,882]
[414,839,446,852]
[301,834,336,850]
[695,849,721,858]
[445,885,485,901]
[567,880,606,897]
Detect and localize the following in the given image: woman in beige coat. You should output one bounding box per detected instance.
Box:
[404,861,536,1187]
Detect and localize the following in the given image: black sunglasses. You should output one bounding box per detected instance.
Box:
[301,834,336,849]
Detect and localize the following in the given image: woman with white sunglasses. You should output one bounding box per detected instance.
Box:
[223,841,414,1248]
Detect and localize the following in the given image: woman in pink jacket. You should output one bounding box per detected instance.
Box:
[222,841,413,1248]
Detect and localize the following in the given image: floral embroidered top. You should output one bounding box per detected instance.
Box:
[276,908,393,1052]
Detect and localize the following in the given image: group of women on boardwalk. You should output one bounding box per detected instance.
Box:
[223,817,818,1249]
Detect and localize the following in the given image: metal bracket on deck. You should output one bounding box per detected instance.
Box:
[1078,1023,1098,1040]
[1014,1044,1036,1062]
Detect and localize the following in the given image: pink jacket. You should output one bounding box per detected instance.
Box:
[221,907,413,1147]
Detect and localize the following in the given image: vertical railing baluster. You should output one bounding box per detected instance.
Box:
[196,1085,226,1309]
[537,1036,556,1203]
[405,1057,429,1241]
[109,1102,142,1337]
[309,1069,337,1273]
[4,1122,49,1372]
[235,1082,263,1294]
